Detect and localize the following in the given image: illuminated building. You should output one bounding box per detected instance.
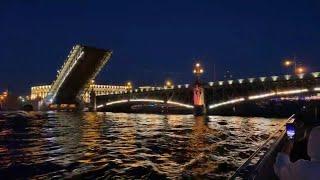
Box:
[31,84,128,103]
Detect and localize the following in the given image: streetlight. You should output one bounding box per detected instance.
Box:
[193,62,204,82]
[0,94,4,110]
[296,66,306,74]
[126,81,132,90]
[165,80,173,89]
[284,60,293,67]
[283,59,296,74]
[283,57,307,75]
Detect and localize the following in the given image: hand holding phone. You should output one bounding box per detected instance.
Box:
[286,123,295,140]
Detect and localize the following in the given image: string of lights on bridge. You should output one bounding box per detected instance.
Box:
[100,71,320,96]
[97,86,320,110]
[97,99,194,109]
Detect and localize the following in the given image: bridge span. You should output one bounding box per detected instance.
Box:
[43,45,112,109]
[96,72,320,116]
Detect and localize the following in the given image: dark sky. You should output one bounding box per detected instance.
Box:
[1,0,320,94]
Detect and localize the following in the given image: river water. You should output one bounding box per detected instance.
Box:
[0,112,285,179]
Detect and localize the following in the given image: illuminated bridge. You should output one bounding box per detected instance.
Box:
[96,72,320,116]
[44,45,112,108]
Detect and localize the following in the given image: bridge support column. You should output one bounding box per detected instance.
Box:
[192,62,206,116]
[89,89,96,112]
[193,83,206,116]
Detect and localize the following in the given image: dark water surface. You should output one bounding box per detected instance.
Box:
[0,112,285,179]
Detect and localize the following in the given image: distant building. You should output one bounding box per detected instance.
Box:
[31,84,128,103]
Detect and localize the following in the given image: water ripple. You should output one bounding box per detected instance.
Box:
[0,112,285,179]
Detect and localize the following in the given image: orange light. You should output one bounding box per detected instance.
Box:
[296,67,305,74]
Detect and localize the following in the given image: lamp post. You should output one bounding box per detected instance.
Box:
[193,62,204,83]
[192,62,206,116]
[283,58,307,75]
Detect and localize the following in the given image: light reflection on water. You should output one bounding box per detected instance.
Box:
[0,112,285,179]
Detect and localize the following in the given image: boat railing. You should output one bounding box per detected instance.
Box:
[230,114,295,179]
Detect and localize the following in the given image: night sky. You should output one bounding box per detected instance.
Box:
[1,0,320,95]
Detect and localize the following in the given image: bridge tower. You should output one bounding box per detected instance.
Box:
[193,62,206,116]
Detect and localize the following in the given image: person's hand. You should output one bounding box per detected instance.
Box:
[281,139,293,155]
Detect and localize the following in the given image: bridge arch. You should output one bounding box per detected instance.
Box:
[97,98,194,109]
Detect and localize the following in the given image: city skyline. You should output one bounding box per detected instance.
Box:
[1,1,320,94]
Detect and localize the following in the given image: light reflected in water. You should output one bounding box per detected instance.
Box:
[0,112,284,179]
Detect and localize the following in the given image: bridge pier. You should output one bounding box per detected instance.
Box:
[192,62,206,116]
[193,83,206,116]
[89,89,96,112]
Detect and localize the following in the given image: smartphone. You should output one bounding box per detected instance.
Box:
[286,123,295,139]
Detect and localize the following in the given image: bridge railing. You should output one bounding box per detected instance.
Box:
[46,45,84,102]
[206,72,320,87]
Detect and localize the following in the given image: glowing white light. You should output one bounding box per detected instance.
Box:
[178,85,182,88]
[185,84,190,88]
[248,78,255,83]
[284,75,291,80]
[130,99,164,103]
[228,80,233,85]
[97,104,104,108]
[238,79,244,84]
[209,98,245,109]
[298,74,304,79]
[209,82,214,86]
[106,99,128,106]
[167,101,194,109]
[218,81,223,85]
[271,76,278,81]
[314,87,320,91]
[312,72,320,78]
[260,77,266,82]
[76,51,85,60]
[135,89,138,92]
[276,89,308,95]
[248,92,276,100]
